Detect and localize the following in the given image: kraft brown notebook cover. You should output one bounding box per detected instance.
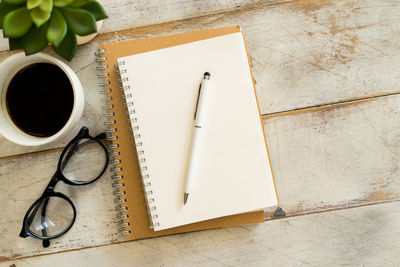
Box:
[97,26,273,240]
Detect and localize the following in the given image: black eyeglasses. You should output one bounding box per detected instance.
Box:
[19,126,109,248]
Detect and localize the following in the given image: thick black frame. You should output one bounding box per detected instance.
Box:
[19,126,109,248]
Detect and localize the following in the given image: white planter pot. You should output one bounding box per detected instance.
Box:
[77,20,104,45]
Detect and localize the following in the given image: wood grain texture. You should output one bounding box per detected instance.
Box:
[0,151,122,261]
[264,94,400,218]
[1,0,399,158]
[250,0,400,114]
[2,94,400,261]
[3,201,400,266]
[0,0,292,52]
[1,0,400,263]
[100,0,293,33]
[93,0,400,114]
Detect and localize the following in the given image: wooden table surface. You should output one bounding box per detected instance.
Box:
[1,0,400,265]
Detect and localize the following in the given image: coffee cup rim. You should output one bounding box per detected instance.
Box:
[0,52,84,146]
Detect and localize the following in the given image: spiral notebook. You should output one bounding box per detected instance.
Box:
[97,26,278,238]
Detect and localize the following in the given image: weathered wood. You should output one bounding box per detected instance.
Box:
[97,0,400,114]
[101,0,293,33]
[2,93,400,260]
[4,201,400,265]
[1,0,400,263]
[263,94,400,219]
[0,150,121,261]
[0,0,399,158]
[0,0,292,52]
[251,0,400,114]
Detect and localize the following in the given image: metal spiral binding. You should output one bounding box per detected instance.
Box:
[117,60,160,229]
[95,49,131,236]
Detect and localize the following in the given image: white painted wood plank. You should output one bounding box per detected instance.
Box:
[1,0,399,157]
[102,0,400,114]
[127,0,399,115]
[96,0,400,114]
[100,0,292,33]
[248,0,400,114]
[2,94,400,260]
[0,0,292,52]
[0,150,122,261]
[0,0,398,263]
[264,94,400,218]
[3,201,400,266]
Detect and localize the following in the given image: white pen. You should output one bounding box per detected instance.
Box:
[184,72,211,205]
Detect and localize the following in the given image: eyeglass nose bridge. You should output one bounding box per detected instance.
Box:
[44,174,62,193]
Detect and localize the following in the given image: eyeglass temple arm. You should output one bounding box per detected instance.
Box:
[20,197,51,247]
[20,172,58,237]
[41,198,50,247]
[20,200,42,237]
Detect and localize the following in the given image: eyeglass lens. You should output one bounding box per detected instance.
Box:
[61,138,108,184]
[27,196,74,238]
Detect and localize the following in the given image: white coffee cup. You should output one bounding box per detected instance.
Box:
[0,52,84,146]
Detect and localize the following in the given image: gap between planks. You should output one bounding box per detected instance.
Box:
[95,0,296,43]
[171,0,297,30]
[0,0,295,58]
[100,0,297,34]
[2,91,399,161]
[261,91,400,118]
[266,198,400,221]
[3,198,399,264]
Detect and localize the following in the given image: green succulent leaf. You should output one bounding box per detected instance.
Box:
[27,0,42,10]
[0,2,23,29]
[22,23,48,55]
[53,0,74,7]
[8,37,24,50]
[3,7,32,38]
[31,6,51,27]
[69,0,92,7]
[77,0,107,21]
[52,28,77,61]
[60,7,96,36]
[39,0,52,12]
[47,8,66,46]
[3,0,27,4]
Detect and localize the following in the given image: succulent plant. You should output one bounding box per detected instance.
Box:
[0,0,107,61]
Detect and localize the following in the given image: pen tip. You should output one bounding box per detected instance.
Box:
[184,193,189,205]
[204,72,210,77]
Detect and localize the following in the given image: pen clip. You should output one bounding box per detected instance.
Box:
[194,83,202,120]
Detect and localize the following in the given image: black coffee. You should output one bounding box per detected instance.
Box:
[6,63,74,137]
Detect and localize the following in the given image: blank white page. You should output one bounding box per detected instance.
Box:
[118,32,277,231]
